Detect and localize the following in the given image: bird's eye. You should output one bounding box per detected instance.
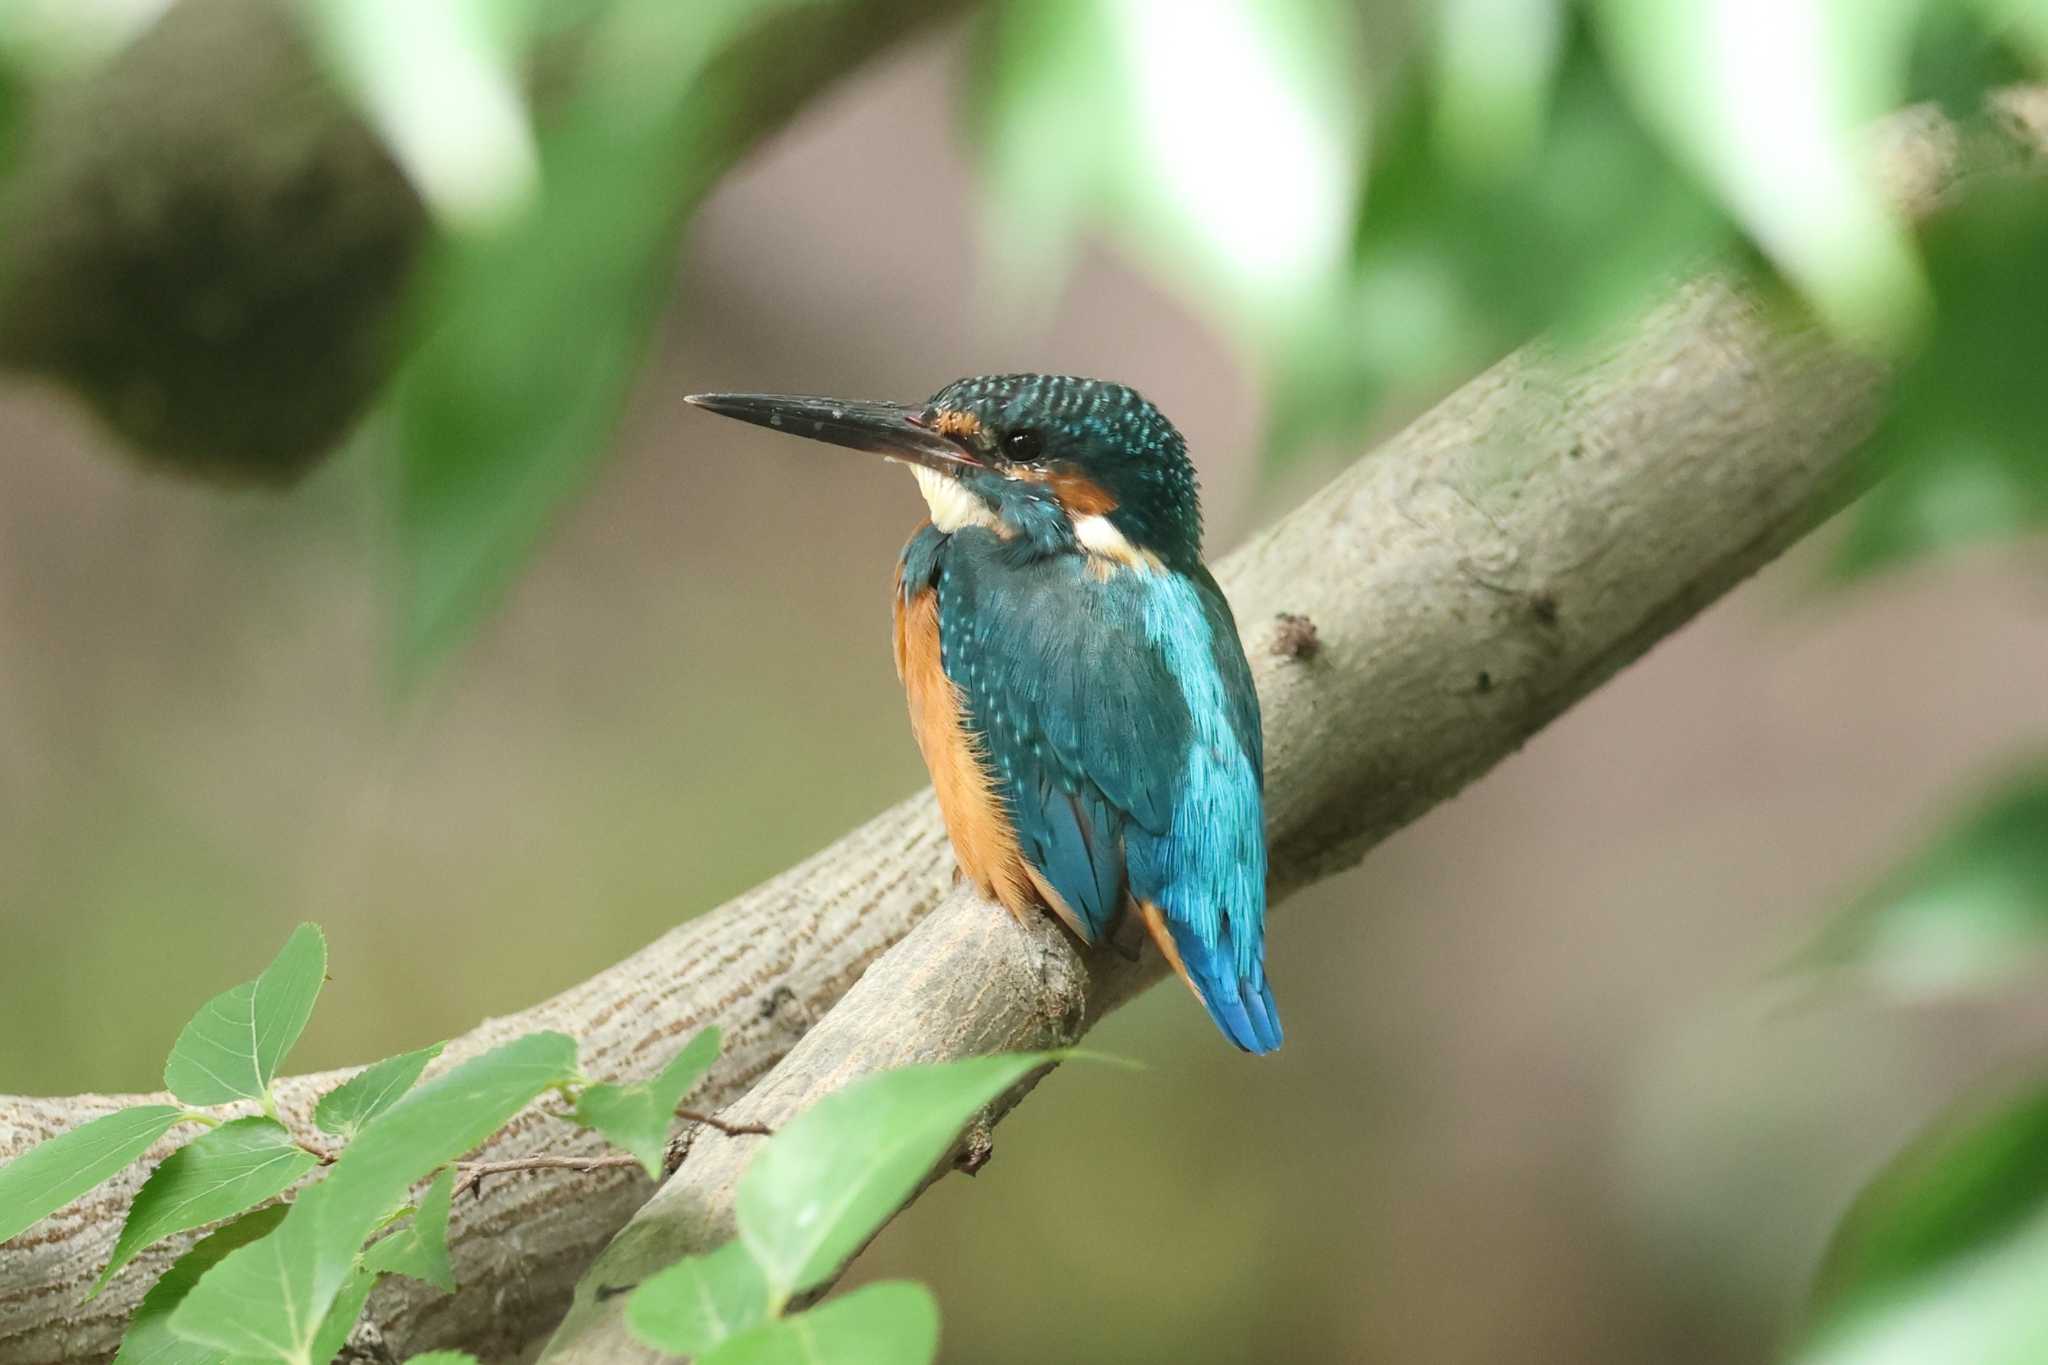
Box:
[1003,428,1044,462]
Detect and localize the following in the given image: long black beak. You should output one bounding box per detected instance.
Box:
[684,392,981,473]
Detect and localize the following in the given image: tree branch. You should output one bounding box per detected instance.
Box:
[537,268,1884,1359]
[0,89,2031,1365]
[534,95,2048,1360]
[0,784,959,1365]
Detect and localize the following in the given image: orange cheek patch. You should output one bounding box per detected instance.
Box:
[932,409,985,442]
[1044,469,1118,516]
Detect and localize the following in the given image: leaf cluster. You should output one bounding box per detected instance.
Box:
[0,925,700,1362]
[623,1053,1060,1364]
[1,923,1064,1364]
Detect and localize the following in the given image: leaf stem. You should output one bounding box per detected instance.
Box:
[452,1153,645,1200]
[675,1107,773,1139]
[259,1088,286,1127]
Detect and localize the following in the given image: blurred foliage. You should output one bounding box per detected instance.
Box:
[1798,1079,2048,1365]
[969,0,1366,401]
[0,0,171,71]
[1791,756,2048,1359]
[1797,767,2048,996]
[1596,0,1928,343]
[1834,177,2048,578]
[0,918,1050,1362]
[970,0,1958,454]
[369,0,813,675]
[1324,31,1728,445]
[1909,0,2038,115]
[295,0,546,232]
[2,0,2043,662]
[0,64,18,178]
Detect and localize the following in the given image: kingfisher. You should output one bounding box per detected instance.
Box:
[686,375,1280,1053]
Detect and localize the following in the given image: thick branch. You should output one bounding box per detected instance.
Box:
[539,269,1883,1360]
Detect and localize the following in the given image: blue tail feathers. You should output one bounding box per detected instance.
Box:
[1183,933,1283,1055]
[1203,972,1284,1054]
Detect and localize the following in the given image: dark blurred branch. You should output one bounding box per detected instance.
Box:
[0,0,971,483]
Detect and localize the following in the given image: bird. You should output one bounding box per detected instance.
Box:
[686,375,1280,1053]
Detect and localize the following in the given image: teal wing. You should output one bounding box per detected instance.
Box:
[918,535,1280,1051]
[928,539,1188,942]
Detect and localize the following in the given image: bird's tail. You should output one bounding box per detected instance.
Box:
[1136,900,1283,1054]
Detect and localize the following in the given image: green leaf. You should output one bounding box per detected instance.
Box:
[169,1032,578,1363]
[1796,769,2048,994]
[626,1240,771,1356]
[702,1282,939,1365]
[1905,2,2034,116]
[163,923,327,1107]
[363,1167,457,1291]
[1594,0,1927,343]
[1833,179,2048,579]
[296,0,541,230]
[574,1026,721,1177]
[393,0,809,678]
[96,1117,318,1292]
[112,1204,290,1365]
[315,1044,446,1141]
[309,1258,381,1365]
[0,1105,188,1245]
[1797,1080,2048,1365]
[160,1193,333,1364]
[737,1053,1052,1299]
[322,1030,576,1227]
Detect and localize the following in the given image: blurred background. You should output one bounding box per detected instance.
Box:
[2,1,2046,1362]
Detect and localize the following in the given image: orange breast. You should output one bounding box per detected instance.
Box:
[892,580,1037,920]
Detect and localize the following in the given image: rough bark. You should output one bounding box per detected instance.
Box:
[0,68,2032,1365]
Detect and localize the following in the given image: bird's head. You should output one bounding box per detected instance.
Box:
[686,374,1203,569]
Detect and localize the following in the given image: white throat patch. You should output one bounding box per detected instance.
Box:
[1072,514,1133,559]
[911,465,1000,533]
